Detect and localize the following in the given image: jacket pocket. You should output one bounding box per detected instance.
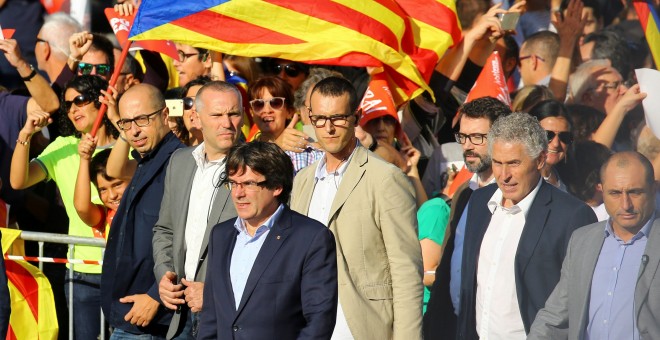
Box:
[362,284,393,300]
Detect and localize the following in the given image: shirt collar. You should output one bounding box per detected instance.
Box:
[487,177,543,216]
[605,212,656,242]
[191,142,225,169]
[468,172,496,190]
[233,203,285,240]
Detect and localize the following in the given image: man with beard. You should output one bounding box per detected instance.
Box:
[423,97,511,339]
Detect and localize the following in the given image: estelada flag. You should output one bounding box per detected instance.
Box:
[1,228,58,340]
[359,72,402,139]
[633,0,660,68]
[128,0,462,106]
[104,8,178,61]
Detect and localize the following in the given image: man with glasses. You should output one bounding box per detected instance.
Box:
[268,58,310,91]
[197,141,337,339]
[34,13,82,83]
[102,84,184,339]
[173,43,211,87]
[290,76,423,339]
[518,31,559,87]
[153,81,243,339]
[424,97,511,340]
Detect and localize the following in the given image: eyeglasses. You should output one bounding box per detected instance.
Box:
[271,63,302,78]
[454,132,487,145]
[308,112,354,128]
[519,54,545,63]
[116,107,164,131]
[183,97,195,110]
[597,80,631,91]
[249,97,285,113]
[227,180,267,192]
[36,37,49,45]
[63,93,94,112]
[546,130,573,144]
[77,62,112,77]
[177,50,199,62]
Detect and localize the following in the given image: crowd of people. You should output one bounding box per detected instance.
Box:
[0,0,659,339]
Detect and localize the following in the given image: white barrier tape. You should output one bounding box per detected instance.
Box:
[4,255,102,265]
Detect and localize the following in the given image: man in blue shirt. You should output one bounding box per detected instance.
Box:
[529,151,660,339]
[197,141,337,340]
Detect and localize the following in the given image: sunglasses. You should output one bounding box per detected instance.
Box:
[183,97,195,110]
[63,93,94,112]
[77,62,112,76]
[546,130,573,144]
[271,63,302,78]
[249,97,285,113]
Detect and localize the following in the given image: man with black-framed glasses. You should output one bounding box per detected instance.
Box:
[102,84,184,339]
[291,76,423,339]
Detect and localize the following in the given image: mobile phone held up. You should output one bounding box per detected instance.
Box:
[165,99,184,117]
[497,12,520,31]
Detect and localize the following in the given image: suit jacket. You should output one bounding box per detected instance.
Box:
[152,146,237,339]
[457,181,597,340]
[102,132,184,335]
[423,180,473,339]
[290,145,424,340]
[528,217,660,340]
[197,206,338,340]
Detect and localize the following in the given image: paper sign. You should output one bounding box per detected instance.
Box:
[636,68,660,138]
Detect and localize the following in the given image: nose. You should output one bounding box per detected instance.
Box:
[549,134,560,147]
[621,192,632,211]
[499,164,511,182]
[108,186,119,200]
[323,119,335,134]
[128,121,141,136]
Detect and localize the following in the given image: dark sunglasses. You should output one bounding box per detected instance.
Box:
[249,97,285,112]
[271,63,301,78]
[77,62,112,76]
[183,97,195,110]
[546,130,573,144]
[63,93,94,111]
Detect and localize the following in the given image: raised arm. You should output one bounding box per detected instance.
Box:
[102,86,138,178]
[591,85,646,148]
[10,110,51,189]
[548,0,587,102]
[0,39,59,113]
[74,133,104,227]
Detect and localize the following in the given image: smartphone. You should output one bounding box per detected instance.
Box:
[498,12,520,31]
[302,125,317,143]
[165,99,184,117]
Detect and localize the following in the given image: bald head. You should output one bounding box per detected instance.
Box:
[118,84,170,156]
[600,151,654,188]
[121,83,165,112]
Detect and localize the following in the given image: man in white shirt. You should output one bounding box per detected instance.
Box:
[153,81,243,339]
[456,112,597,340]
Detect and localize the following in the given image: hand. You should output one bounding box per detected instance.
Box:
[0,39,26,68]
[21,110,51,136]
[354,125,374,148]
[400,145,421,177]
[278,114,309,153]
[69,31,94,61]
[552,0,586,46]
[181,278,204,313]
[614,84,647,113]
[158,271,185,310]
[100,86,119,122]
[114,2,135,16]
[464,4,505,44]
[78,133,98,160]
[120,294,160,327]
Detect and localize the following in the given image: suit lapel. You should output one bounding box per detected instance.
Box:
[295,172,316,215]
[515,182,551,275]
[328,147,367,221]
[635,218,660,318]
[198,186,232,263]
[221,225,239,316]
[235,208,292,316]
[176,154,197,257]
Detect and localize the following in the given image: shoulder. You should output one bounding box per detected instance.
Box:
[470,183,498,203]
[570,221,604,240]
[38,136,78,158]
[543,183,594,215]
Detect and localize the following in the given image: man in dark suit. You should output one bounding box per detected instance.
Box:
[197,141,337,340]
[153,81,241,339]
[457,113,597,340]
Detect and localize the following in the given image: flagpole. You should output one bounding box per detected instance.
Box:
[90,40,133,137]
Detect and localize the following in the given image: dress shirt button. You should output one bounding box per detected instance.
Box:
[233,325,239,331]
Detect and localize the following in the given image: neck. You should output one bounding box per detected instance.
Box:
[205,147,226,162]
[613,225,645,243]
[46,59,67,83]
[189,132,203,146]
[477,170,493,187]
[244,203,279,236]
[325,138,356,170]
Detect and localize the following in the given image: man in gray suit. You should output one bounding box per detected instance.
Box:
[529,151,660,339]
[153,81,243,339]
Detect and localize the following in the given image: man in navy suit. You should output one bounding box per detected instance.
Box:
[197,141,337,340]
[457,113,597,340]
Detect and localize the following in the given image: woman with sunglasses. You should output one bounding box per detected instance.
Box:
[10,75,118,340]
[179,76,212,146]
[529,99,573,190]
[248,76,323,174]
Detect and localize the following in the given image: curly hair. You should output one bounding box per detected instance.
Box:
[488,112,548,158]
[58,75,118,139]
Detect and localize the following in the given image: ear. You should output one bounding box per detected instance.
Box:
[192,110,202,130]
[596,183,603,193]
[202,53,212,69]
[273,186,283,197]
[125,74,140,87]
[162,107,170,122]
[581,91,594,105]
[536,151,547,170]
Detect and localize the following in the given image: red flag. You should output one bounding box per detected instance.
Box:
[104,8,178,60]
[1,29,15,39]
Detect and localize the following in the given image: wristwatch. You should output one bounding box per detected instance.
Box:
[21,64,37,82]
[368,139,378,151]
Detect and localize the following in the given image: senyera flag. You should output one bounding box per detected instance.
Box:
[633,0,660,68]
[105,8,178,60]
[128,0,461,106]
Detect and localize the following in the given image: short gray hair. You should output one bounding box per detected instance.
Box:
[568,59,612,103]
[195,81,243,113]
[41,13,82,60]
[294,68,343,110]
[488,112,548,158]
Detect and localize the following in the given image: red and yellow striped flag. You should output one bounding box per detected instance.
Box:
[633,0,660,68]
[129,0,461,105]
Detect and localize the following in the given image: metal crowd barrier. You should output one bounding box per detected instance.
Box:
[5,229,106,340]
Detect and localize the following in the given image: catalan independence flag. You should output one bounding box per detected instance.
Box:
[129,0,461,105]
[633,0,660,68]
